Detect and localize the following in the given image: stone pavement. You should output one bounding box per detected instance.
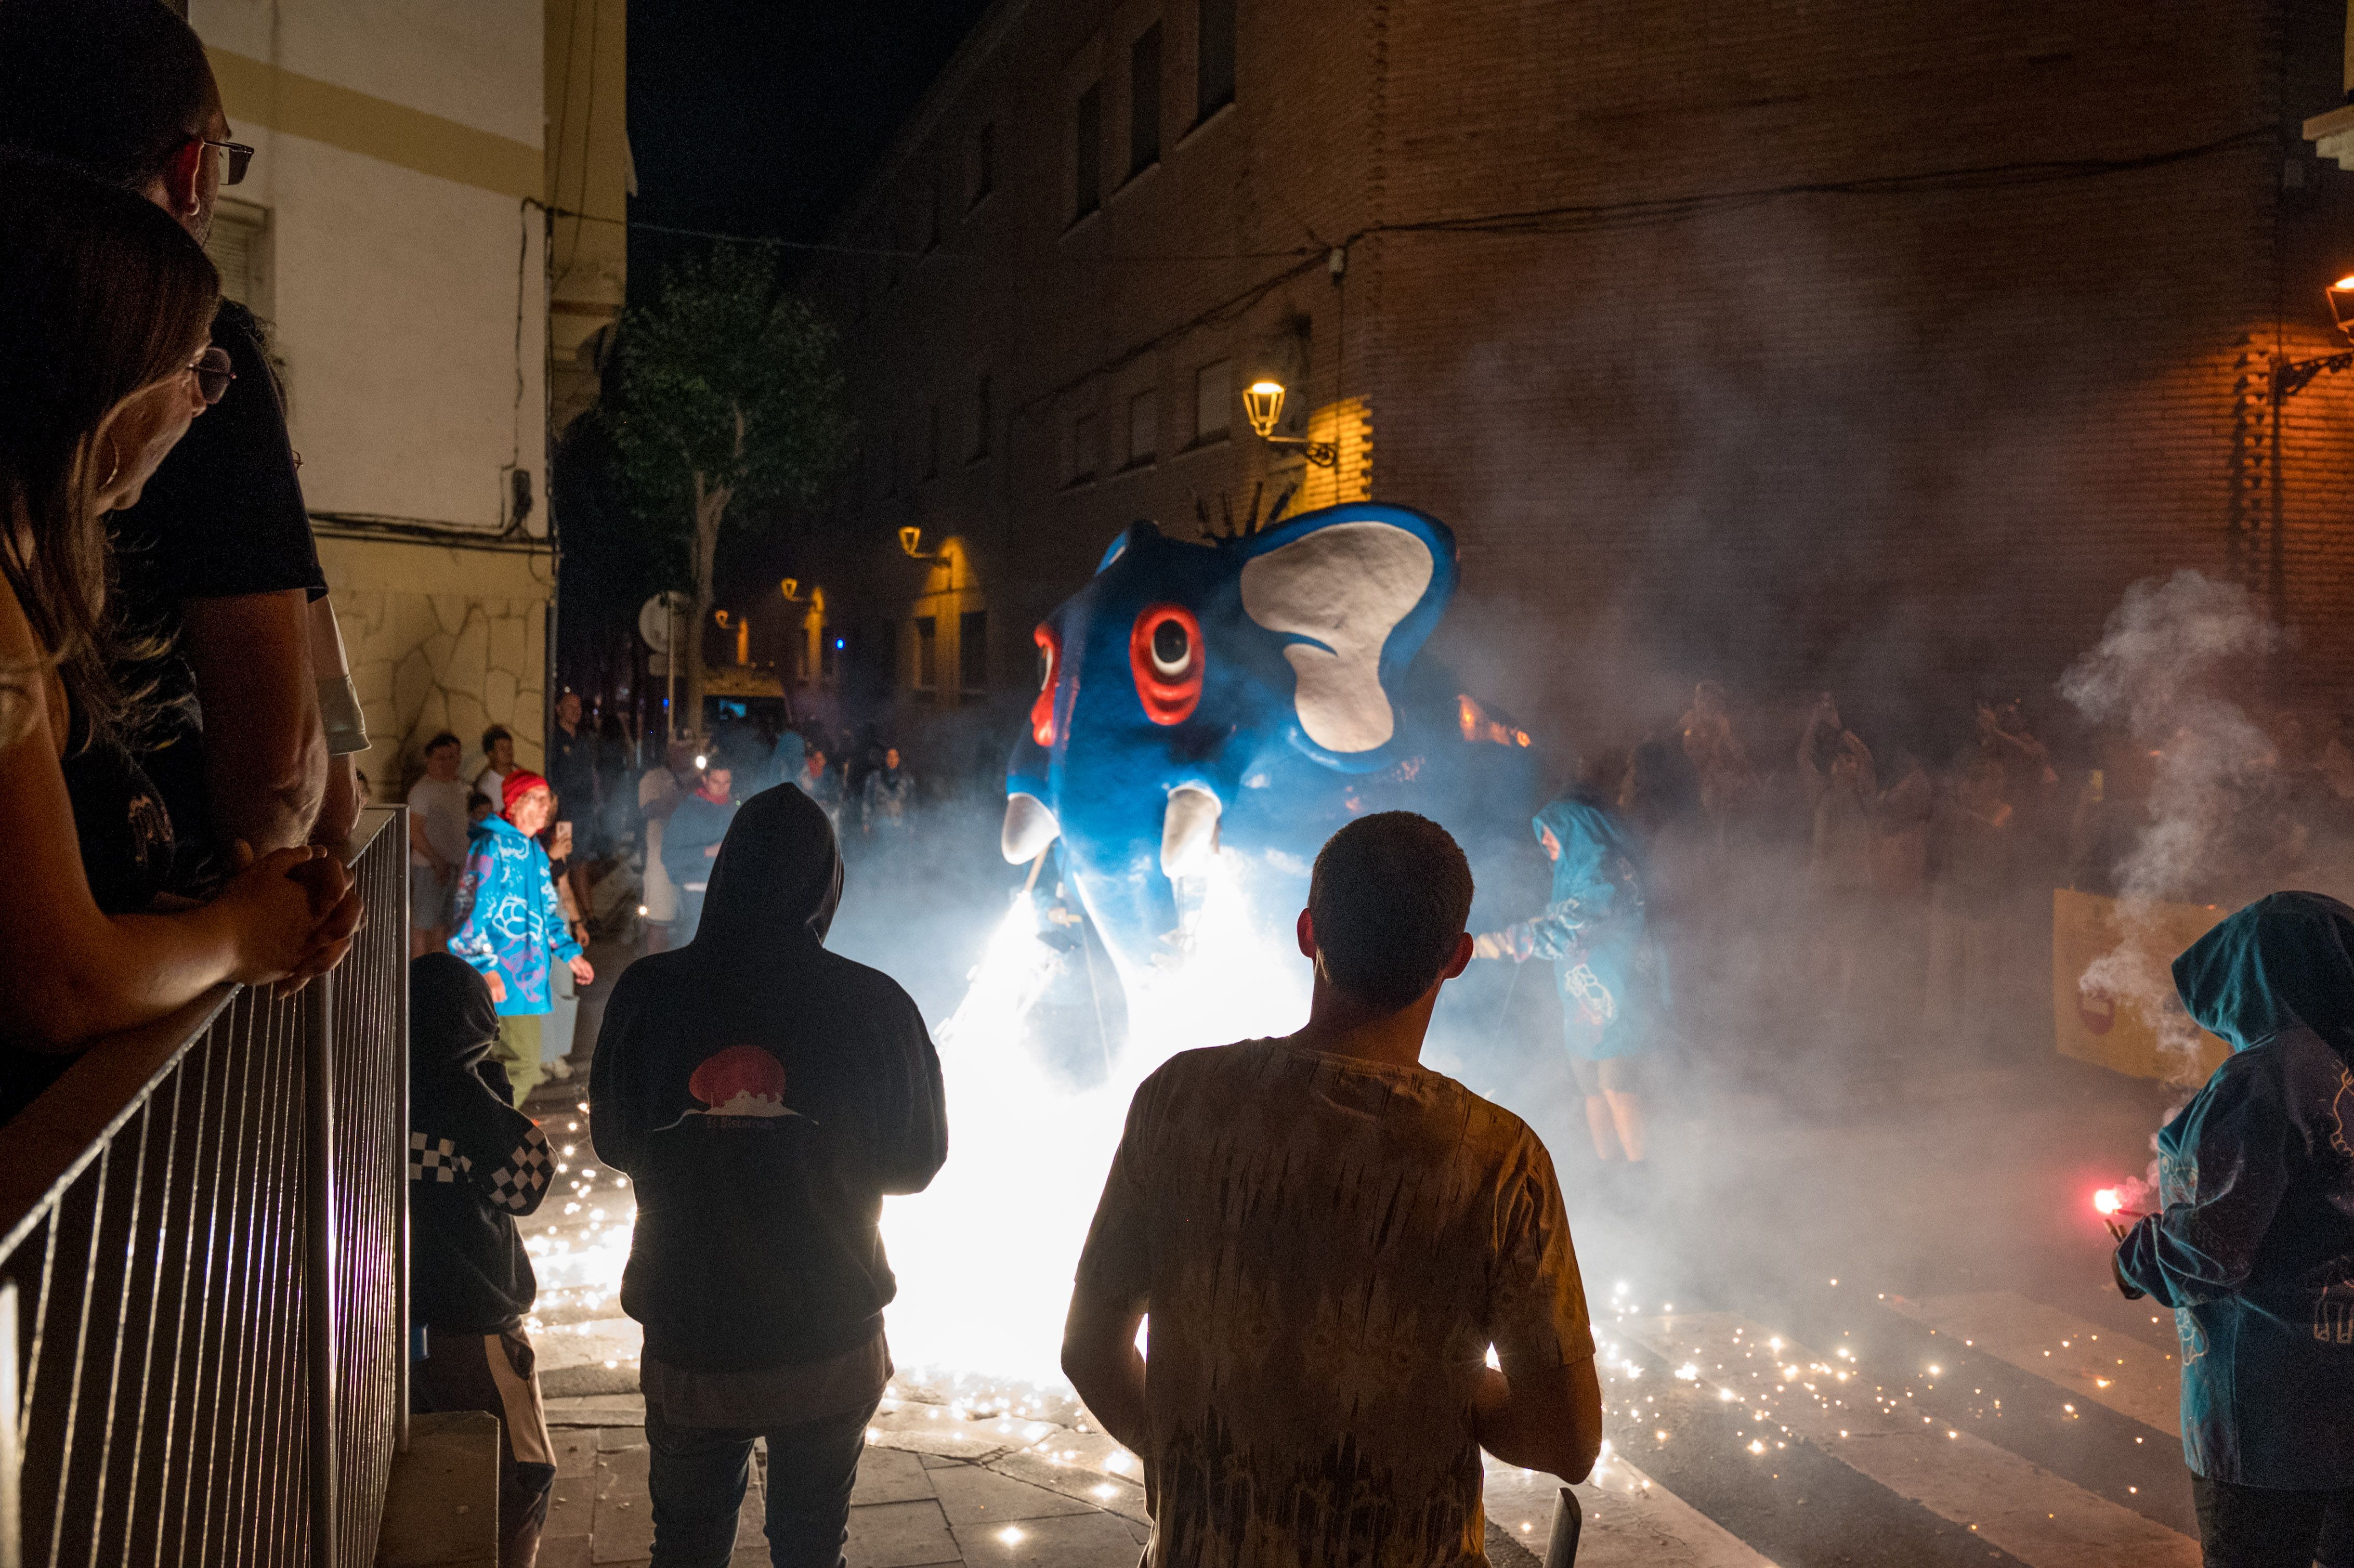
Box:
[535,1385,1158,1568]
[535,1385,1596,1568]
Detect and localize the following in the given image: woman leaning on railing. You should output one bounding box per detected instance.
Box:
[0,152,359,1121]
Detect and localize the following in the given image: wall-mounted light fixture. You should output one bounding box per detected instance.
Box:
[2277,273,2354,401]
[779,578,802,601]
[898,526,937,559]
[1240,380,1337,468]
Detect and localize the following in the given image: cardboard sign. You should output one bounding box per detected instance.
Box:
[2052,887,2231,1083]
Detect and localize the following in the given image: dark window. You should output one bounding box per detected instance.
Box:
[1127,389,1157,466]
[960,609,987,693]
[1069,412,1100,483]
[924,400,941,478]
[914,617,937,692]
[1130,24,1162,177]
[971,122,995,206]
[1074,83,1102,219]
[973,373,992,459]
[1194,359,1232,442]
[1196,0,1235,121]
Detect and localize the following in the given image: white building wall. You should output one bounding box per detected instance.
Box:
[189,0,547,533]
[187,0,556,788]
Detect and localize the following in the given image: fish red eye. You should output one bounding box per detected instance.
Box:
[1130,604,1202,725]
[1031,624,1062,746]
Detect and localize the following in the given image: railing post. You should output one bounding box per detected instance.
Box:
[1,1277,18,1568]
[395,839,410,1458]
[306,972,340,1565]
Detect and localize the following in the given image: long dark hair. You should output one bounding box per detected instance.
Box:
[0,150,219,740]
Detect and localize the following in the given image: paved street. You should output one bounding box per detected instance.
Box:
[515,1034,2203,1567]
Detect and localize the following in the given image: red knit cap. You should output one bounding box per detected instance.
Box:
[502,768,551,818]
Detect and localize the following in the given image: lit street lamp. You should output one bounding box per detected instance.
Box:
[2273,273,2354,402]
[1241,380,1338,468]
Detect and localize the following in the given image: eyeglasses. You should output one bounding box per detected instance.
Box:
[200,139,254,186]
[189,346,235,406]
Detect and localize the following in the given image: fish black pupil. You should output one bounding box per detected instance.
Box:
[1153,620,1188,669]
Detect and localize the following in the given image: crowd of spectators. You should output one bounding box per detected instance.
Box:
[1583,678,2354,1075]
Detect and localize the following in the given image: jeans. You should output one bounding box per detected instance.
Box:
[2193,1472,2354,1568]
[646,1397,879,1568]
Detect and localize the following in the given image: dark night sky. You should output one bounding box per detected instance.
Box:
[626,0,995,291]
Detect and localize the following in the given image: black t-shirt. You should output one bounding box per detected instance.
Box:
[109,300,326,870]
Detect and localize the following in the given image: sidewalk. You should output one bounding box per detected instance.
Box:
[538,1384,1152,1568]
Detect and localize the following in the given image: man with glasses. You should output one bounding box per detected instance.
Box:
[0,0,367,894]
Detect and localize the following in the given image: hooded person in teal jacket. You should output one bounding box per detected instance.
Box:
[451,769,592,1106]
[1473,788,1663,1165]
[2112,892,2354,1564]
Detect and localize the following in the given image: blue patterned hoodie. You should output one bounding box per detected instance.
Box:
[448,813,581,1017]
[2114,892,2354,1487]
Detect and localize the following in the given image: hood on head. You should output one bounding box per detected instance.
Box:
[411,952,500,1075]
[694,783,843,949]
[2173,892,2354,1056]
[1533,789,1639,902]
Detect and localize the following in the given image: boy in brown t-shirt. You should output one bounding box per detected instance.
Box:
[1064,812,1602,1568]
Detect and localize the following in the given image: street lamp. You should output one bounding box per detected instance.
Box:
[1240,380,1337,468]
[2275,273,2354,402]
[779,577,801,602]
[898,526,937,560]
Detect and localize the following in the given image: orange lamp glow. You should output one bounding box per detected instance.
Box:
[2330,276,2354,337]
[1243,380,1286,439]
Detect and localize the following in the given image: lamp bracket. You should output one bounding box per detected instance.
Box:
[2274,350,2354,403]
[1262,434,1340,468]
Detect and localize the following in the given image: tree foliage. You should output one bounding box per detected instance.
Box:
[609,244,851,732]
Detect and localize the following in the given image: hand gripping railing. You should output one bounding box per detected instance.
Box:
[0,808,408,1568]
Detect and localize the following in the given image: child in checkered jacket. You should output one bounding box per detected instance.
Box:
[410,952,558,1568]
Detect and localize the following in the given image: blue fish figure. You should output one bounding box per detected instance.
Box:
[999,502,1532,981]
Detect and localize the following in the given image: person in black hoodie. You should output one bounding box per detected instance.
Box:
[591,783,947,1568]
[410,952,559,1568]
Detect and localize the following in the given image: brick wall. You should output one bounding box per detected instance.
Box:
[800,0,2354,762]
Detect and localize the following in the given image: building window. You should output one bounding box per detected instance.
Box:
[1194,359,1232,443]
[1196,0,1235,122]
[973,373,992,460]
[1130,23,1162,177]
[204,198,273,319]
[1127,390,1158,467]
[960,609,987,694]
[914,617,938,694]
[1068,412,1101,484]
[1074,83,1103,220]
[971,122,995,207]
[924,400,941,479]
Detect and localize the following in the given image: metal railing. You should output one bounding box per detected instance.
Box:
[0,809,408,1568]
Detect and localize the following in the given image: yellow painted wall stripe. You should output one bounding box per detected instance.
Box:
[208,48,542,201]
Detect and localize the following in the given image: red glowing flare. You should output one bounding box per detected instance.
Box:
[2093,1187,2123,1216]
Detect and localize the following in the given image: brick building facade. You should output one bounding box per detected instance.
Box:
[782,0,2354,767]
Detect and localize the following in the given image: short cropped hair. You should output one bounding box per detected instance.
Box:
[424,731,460,754]
[1307,812,1474,1012]
[0,0,214,191]
[481,724,512,751]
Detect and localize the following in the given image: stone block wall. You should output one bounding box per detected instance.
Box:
[317,534,553,799]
